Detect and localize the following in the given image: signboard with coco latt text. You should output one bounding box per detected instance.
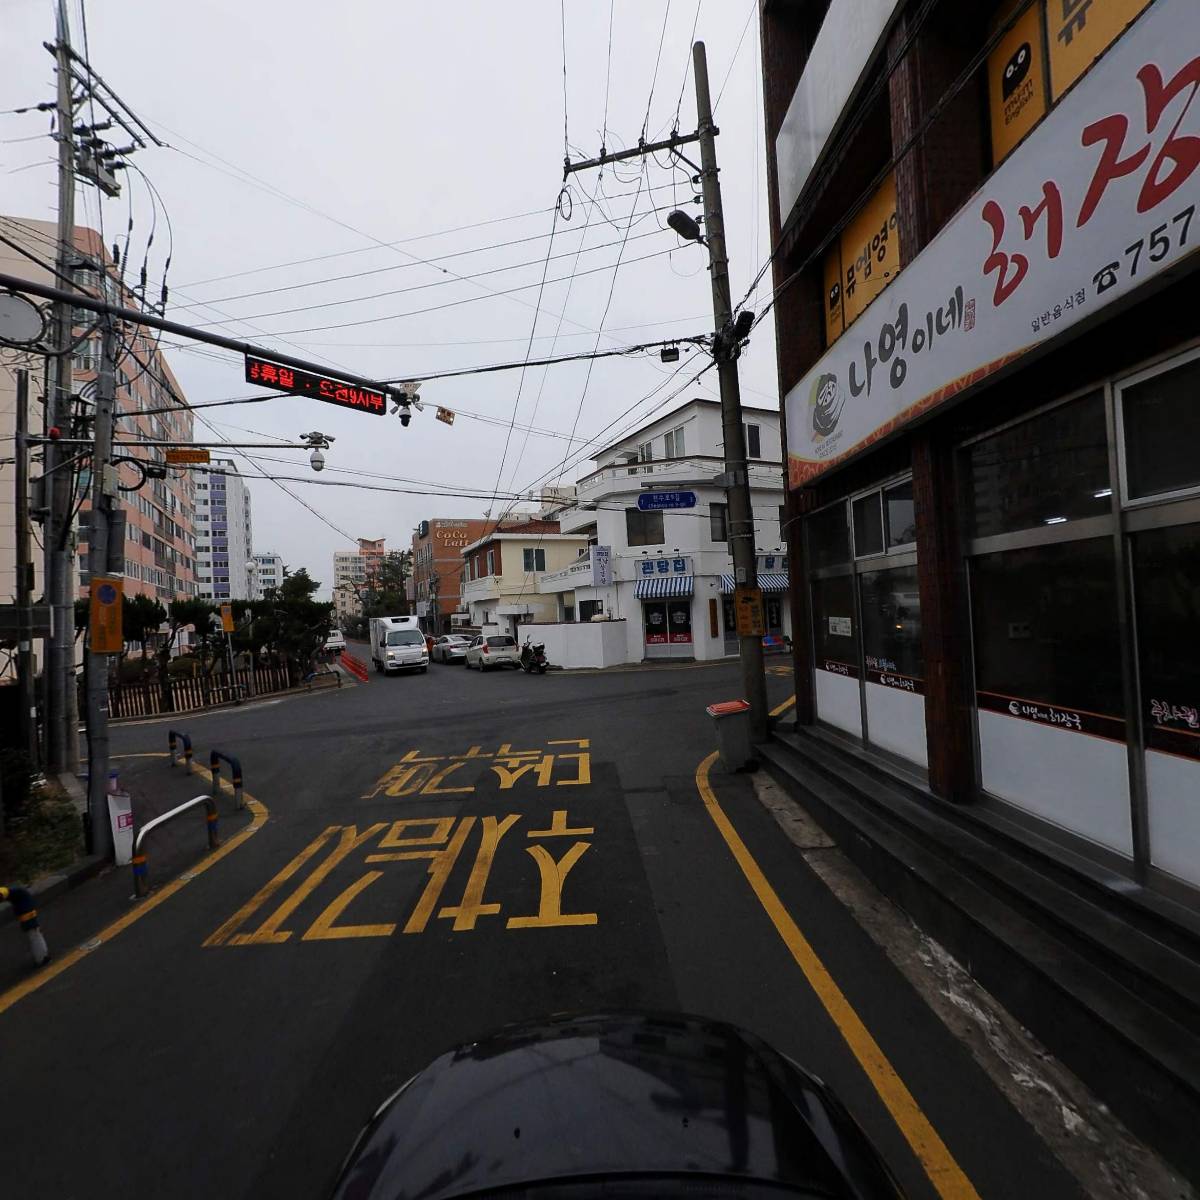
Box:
[786,0,1196,488]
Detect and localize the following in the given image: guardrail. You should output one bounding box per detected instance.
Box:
[340,650,369,682]
[209,749,244,810]
[168,729,193,772]
[131,795,219,898]
[1,884,50,965]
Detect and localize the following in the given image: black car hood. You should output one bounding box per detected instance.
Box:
[330,1012,902,1200]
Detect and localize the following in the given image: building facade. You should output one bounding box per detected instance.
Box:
[539,399,790,666]
[0,217,199,619]
[763,0,1199,900]
[194,459,253,601]
[460,519,589,635]
[332,537,386,624]
[252,551,284,598]
[411,518,491,635]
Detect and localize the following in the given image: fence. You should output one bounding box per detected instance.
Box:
[104,664,292,719]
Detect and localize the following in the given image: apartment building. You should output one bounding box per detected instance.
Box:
[194,459,254,601]
[411,518,490,635]
[252,551,284,598]
[332,537,386,624]
[0,217,199,614]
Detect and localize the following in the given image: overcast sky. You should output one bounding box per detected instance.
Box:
[2,0,777,597]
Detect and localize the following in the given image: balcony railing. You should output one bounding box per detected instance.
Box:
[575,455,782,499]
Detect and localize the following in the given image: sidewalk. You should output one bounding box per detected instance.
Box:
[0,753,254,993]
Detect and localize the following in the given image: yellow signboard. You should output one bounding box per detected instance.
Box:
[1047,0,1152,100]
[165,447,211,465]
[89,576,124,654]
[988,2,1049,163]
[220,603,235,633]
[733,586,765,638]
[839,173,901,331]
[823,247,845,346]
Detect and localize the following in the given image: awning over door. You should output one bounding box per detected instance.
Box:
[635,575,694,599]
[719,572,789,594]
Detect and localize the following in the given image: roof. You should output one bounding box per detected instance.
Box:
[590,396,781,460]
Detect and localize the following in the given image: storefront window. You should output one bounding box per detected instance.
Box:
[964,392,1110,537]
[860,565,922,685]
[1121,354,1200,500]
[971,538,1125,736]
[807,502,850,569]
[1132,523,1200,758]
[853,493,884,557]
[810,575,858,675]
[884,479,916,546]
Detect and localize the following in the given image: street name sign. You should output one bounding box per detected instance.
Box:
[637,490,697,511]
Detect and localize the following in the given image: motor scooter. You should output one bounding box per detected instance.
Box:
[519,638,548,674]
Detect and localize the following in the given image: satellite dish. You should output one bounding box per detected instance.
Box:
[0,290,47,347]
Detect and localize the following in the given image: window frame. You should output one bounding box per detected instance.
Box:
[744,422,761,458]
[709,501,729,543]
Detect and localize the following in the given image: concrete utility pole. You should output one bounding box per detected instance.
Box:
[44,0,78,775]
[692,41,769,740]
[15,371,37,761]
[84,317,118,860]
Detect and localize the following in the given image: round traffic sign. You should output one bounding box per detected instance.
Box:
[0,291,47,347]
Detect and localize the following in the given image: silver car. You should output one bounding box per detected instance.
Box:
[432,634,471,664]
[464,634,520,671]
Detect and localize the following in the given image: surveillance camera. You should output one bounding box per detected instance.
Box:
[399,411,411,428]
[310,448,325,472]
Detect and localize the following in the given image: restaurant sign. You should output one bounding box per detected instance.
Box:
[786,0,1199,487]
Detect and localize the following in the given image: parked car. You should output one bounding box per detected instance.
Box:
[431,634,471,664]
[464,633,519,671]
[324,629,347,653]
[328,1011,906,1200]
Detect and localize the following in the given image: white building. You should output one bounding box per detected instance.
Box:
[536,398,790,668]
[194,459,254,601]
[332,537,386,624]
[252,551,284,598]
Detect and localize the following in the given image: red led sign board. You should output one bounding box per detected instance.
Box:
[244,355,387,417]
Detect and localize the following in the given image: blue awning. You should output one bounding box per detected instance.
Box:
[719,572,789,594]
[635,574,694,599]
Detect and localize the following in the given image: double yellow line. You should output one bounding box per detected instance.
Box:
[696,694,979,1200]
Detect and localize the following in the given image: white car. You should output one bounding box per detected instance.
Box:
[432,634,471,664]
[324,629,347,653]
[464,634,519,671]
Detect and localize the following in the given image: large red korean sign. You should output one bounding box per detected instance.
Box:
[785,0,1199,487]
[244,354,387,417]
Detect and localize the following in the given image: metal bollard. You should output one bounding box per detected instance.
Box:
[168,730,193,773]
[131,794,220,898]
[1,885,50,966]
[209,749,244,810]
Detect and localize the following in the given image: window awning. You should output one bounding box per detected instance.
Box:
[719,572,790,594]
[635,575,694,599]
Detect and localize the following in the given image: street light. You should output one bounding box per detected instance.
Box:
[667,209,705,243]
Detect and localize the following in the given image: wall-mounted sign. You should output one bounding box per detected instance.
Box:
[786,0,1199,487]
[165,447,210,465]
[220,603,235,633]
[1047,0,1153,100]
[824,173,901,344]
[436,407,456,425]
[637,557,691,576]
[988,1,1048,163]
[590,544,612,586]
[637,490,697,511]
[89,576,123,654]
[244,354,386,417]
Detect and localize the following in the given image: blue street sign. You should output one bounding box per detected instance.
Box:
[637,490,697,511]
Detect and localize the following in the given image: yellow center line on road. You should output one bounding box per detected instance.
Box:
[695,747,981,1200]
[0,754,268,1018]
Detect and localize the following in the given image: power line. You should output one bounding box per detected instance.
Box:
[713,0,757,113]
[643,1,674,140]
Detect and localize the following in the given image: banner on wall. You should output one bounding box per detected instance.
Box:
[823,173,900,343]
[988,1,1049,163]
[786,0,1197,488]
[1047,0,1154,100]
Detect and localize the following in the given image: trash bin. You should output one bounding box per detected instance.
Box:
[706,699,754,771]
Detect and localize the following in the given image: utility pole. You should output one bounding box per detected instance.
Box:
[15,371,38,762]
[44,0,78,775]
[84,317,118,860]
[560,40,769,739]
[692,41,768,740]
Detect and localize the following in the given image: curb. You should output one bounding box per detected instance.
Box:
[0,853,107,929]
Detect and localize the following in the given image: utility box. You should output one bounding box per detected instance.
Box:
[706,699,754,772]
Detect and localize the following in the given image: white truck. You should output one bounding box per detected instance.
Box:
[369,615,429,675]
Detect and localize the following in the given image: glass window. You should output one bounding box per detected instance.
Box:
[664,425,685,457]
[637,441,653,463]
[971,538,1124,725]
[811,575,858,673]
[486,549,495,575]
[522,547,546,572]
[579,599,603,621]
[884,479,916,546]
[860,565,923,683]
[853,493,884,557]
[626,508,664,547]
[807,502,850,570]
[964,392,1110,538]
[744,423,761,457]
[1122,355,1200,500]
[1132,523,1200,756]
[709,502,728,542]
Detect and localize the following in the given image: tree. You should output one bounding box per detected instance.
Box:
[124,594,166,661]
[356,551,412,618]
[155,599,217,712]
[240,568,334,683]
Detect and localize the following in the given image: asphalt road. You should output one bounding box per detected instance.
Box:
[0,651,1084,1200]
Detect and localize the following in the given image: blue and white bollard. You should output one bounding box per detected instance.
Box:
[1,885,50,965]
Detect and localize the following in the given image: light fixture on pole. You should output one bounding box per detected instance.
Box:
[666,209,705,244]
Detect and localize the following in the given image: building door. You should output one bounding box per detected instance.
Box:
[643,599,694,659]
[722,595,737,654]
